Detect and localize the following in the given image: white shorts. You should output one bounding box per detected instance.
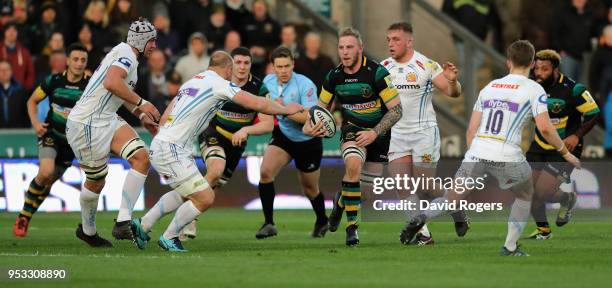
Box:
[457,149,532,190]
[66,117,127,169]
[389,126,440,166]
[149,139,209,197]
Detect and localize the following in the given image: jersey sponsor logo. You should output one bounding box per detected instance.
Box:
[491,83,520,89]
[118,57,132,68]
[345,78,358,83]
[395,84,421,90]
[219,110,253,119]
[406,72,417,82]
[483,99,519,112]
[51,103,72,118]
[342,100,377,110]
[179,87,199,97]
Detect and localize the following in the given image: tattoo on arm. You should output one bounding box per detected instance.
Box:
[373,104,402,136]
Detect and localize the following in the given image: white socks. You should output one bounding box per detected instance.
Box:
[163,201,202,240]
[117,169,147,222]
[141,190,184,232]
[504,198,531,251]
[80,186,100,236]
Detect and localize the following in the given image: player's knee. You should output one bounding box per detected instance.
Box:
[260,167,276,183]
[303,186,319,198]
[128,149,150,171]
[36,170,56,186]
[121,138,148,165]
[191,190,215,210]
[205,169,223,186]
[344,163,361,182]
[85,179,105,193]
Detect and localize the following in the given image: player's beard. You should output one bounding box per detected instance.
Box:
[538,74,555,89]
[345,53,360,70]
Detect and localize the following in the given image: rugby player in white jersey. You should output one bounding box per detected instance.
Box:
[398,40,580,256]
[66,18,161,247]
[129,51,303,252]
[382,22,467,245]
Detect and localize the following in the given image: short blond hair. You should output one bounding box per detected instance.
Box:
[84,0,109,28]
[535,49,561,68]
[339,27,362,45]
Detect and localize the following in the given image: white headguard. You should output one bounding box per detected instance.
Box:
[127,18,157,53]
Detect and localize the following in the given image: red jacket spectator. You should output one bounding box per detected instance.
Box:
[0,23,35,91]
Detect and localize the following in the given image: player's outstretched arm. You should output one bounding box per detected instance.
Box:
[232,90,303,116]
[26,87,48,137]
[432,62,462,98]
[465,111,482,148]
[103,66,160,121]
[285,109,309,124]
[232,113,274,146]
[535,112,581,168]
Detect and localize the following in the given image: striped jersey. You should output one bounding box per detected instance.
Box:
[381,51,442,134]
[320,56,398,129]
[155,70,242,148]
[69,42,138,127]
[36,71,89,141]
[470,74,547,162]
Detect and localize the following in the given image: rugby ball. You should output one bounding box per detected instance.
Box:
[309,106,337,138]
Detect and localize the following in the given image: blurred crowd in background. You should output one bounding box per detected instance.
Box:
[0,0,610,152]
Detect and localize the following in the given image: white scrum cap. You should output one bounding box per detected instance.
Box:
[127,18,157,53]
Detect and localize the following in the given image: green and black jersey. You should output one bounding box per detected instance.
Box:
[208,74,269,140]
[37,71,90,142]
[528,73,600,155]
[319,56,398,129]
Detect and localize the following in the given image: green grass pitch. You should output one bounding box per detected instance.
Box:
[1,209,611,287]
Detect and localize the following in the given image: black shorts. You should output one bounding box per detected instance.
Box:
[341,124,390,163]
[198,125,245,180]
[269,126,322,172]
[38,132,75,170]
[526,151,579,184]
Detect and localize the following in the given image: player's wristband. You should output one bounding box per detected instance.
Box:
[136,98,145,107]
